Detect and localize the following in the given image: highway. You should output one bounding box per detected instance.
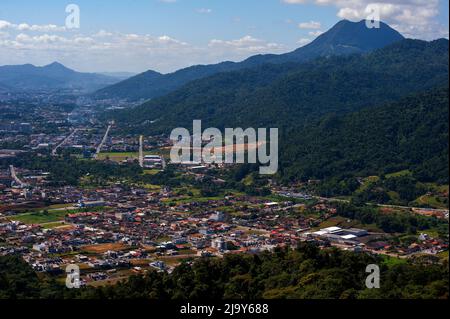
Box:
[161,155,167,170]
[94,125,112,159]
[139,135,144,168]
[9,165,28,188]
[52,128,78,156]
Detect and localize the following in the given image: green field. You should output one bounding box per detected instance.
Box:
[97,151,162,163]
[11,211,68,224]
[143,169,161,175]
[382,256,408,267]
[355,176,380,194]
[10,206,106,225]
[413,194,446,209]
[41,221,68,229]
[385,170,412,178]
[97,152,139,162]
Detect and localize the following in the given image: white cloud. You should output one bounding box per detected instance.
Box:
[93,30,114,38]
[197,8,213,14]
[308,30,324,37]
[282,0,308,3]
[297,38,312,46]
[282,0,448,39]
[0,20,288,73]
[208,35,285,53]
[0,20,13,30]
[0,20,65,32]
[298,21,322,29]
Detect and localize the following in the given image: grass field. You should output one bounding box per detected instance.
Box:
[11,210,68,224]
[97,152,139,162]
[413,194,446,209]
[316,216,382,232]
[143,169,161,175]
[46,203,75,209]
[355,176,380,194]
[438,250,449,260]
[143,184,161,191]
[97,151,162,163]
[41,221,68,229]
[162,195,225,205]
[382,256,408,267]
[10,206,106,225]
[385,170,412,178]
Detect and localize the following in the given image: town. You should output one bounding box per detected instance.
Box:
[0,94,448,287]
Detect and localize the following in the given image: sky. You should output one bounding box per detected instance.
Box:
[0,0,448,73]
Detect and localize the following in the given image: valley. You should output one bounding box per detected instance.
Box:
[0,17,448,301]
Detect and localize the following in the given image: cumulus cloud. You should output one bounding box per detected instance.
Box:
[282,0,448,39]
[0,20,66,32]
[197,8,213,14]
[298,21,322,29]
[208,35,285,53]
[308,30,324,37]
[0,19,288,73]
[297,38,312,46]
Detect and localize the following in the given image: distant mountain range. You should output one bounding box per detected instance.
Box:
[99,72,138,81]
[93,19,404,101]
[0,82,13,94]
[113,38,449,131]
[0,62,125,93]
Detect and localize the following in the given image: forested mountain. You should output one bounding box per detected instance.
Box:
[93,19,404,101]
[280,87,449,183]
[93,69,163,100]
[109,38,448,185]
[113,39,448,131]
[0,83,12,93]
[0,62,120,92]
[244,19,404,66]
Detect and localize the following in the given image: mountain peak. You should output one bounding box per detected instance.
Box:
[0,61,120,92]
[243,19,404,67]
[44,61,71,70]
[92,19,406,101]
[309,19,405,52]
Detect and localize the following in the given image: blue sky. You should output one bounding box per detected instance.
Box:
[0,0,448,73]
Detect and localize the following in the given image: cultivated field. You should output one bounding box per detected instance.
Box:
[81,243,129,253]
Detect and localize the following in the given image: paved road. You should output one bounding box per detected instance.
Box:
[52,128,78,156]
[9,165,28,188]
[139,135,144,168]
[161,155,167,170]
[315,195,448,214]
[376,203,449,213]
[94,125,112,159]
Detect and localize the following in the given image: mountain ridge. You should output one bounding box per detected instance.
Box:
[93,19,405,101]
[109,38,448,185]
[0,62,122,93]
[112,38,448,132]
